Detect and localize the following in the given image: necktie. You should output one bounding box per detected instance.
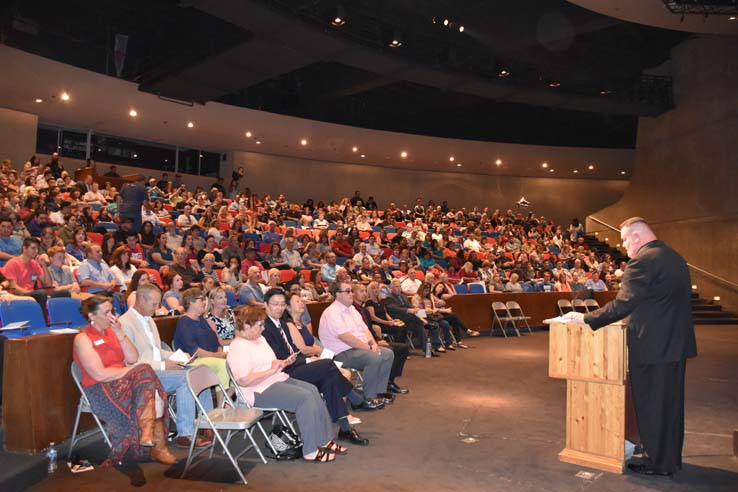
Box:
[275,320,295,355]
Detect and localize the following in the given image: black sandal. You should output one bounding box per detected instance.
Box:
[322,440,348,455]
[305,449,336,463]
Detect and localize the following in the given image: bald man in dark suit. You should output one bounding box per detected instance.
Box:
[568,217,697,478]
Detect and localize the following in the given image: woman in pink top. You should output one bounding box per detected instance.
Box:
[227,307,345,462]
[554,272,572,292]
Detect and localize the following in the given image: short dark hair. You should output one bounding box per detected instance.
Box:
[22,237,40,249]
[264,288,286,305]
[80,295,111,318]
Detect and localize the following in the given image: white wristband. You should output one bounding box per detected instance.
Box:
[160,361,166,371]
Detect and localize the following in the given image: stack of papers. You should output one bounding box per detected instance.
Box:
[0,321,29,331]
[50,328,80,334]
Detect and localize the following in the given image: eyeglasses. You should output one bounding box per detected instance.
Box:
[337,289,353,294]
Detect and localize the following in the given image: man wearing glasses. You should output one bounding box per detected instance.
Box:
[319,282,394,405]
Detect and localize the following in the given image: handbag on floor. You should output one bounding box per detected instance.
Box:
[266,424,303,461]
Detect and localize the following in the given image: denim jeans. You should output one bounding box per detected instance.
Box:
[156,368,213,438]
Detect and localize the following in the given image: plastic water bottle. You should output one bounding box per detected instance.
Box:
[425,340,432,358]
[46,442,57,473]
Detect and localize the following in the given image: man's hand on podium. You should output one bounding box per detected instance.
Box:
[562,311,585,323]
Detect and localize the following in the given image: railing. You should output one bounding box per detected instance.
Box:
[588,215,738,291]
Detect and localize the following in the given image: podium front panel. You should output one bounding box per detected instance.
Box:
[549,322,626,384]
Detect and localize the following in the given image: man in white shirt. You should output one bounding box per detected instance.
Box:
[400,268,423,295]
[280,237,302,270]
[176,205,196,230]
[118,284,213,450]
[463,234,482,253]
[352,242,375,267]
[164,222,182,252]
[319,282,394,401]
[365,235,381,258]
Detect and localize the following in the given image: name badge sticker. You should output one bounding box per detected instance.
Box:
[93,339,105,346]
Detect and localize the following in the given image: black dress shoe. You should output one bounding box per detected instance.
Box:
[431,351,440,357]
[351,398,385,411]
[627,463,673,478]
[338,428,369,445]
[388,382,409,394]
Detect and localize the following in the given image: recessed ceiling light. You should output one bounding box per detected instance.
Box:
[730,16,737,20]
[245,131,252,138]
[600,90,611,96]
[620,171,626,175]
[187,122,194,128]
[449,156,455,162]
[456,163,462,167]
[495,159,502,166]
[541,162,548,168]
[389,39,402,48]
[549,168,554,172]
[133,153,138,158]
[443,19,449,26]
[548,82,560,88]
[352,146,358,152]
[573,170,579,173]
[300,139,308,146]
[129,109,138,117]
[588,164,594,170]
[35,98,43,103]
[60,92,70,101]
[400,151,408,158]
[256,140,262,145]
[458,25,464,33]
[331,16,346,27]
[498,70,510,78]
[360,154,365,158]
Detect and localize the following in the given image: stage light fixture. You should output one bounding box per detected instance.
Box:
[245,131,252,138]
[541,162,548,168]
[573,170,579,173]
[360,154,365,158]
[400,151,408,158]
[498,69,510,78]
[61,92,70,101]
[331,5,347,26]
[300,139,308,146]
[495,159,502,166]
[129,109,138,117]
[35,98,43,103]
[458,25,464,32]
[449,156,455,162]
[187,122,194,128]
[456,163,462,167]
[588,164,594,170]
[389,39,402,48]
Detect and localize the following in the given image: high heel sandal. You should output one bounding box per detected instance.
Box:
[305,448,336,463]
[322,440,348,455]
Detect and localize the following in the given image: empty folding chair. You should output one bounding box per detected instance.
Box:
[454,283,468,294]
[225,290,238,307]
[491,301,519,337]
[557,299,573,316]
[505,301,533,335]
[182,365,264,485]
[572,299,588,313]
[68,362,112,458]
[584,299,600,312]
[47,297,87,328]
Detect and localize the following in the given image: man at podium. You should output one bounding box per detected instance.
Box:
[566,217,697,478]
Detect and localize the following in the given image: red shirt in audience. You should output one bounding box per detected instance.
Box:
[2,256,45,291]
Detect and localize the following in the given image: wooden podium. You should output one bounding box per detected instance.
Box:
[549,321,627,473]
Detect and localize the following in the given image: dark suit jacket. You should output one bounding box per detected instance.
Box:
[584,240,697,365]
[383,293,411,317]
[262,315,308,369]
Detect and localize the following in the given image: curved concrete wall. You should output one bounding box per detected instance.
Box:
[587,36,738,311]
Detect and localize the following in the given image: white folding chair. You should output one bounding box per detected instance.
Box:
[68,362,112,459]
[181,365,264,485]
[505,301,533,335]
[572,299,588,313]
[584,299,600,312]
[557,299,573,316]
[225,363,295,457]
[491,301,519,337]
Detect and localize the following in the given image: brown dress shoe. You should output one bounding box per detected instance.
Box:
[175,435,212,448]
[200,429,215,441]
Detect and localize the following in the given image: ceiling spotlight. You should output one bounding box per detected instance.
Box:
[549,168,554,172]
[389,39,402,48]
[35,98,43,103]
[573,170,579,173]
[129,109,138,117]
[588,164,594,170]
[730,16,737,20]
[458,25,465,33]
[331,5,347,26]
[360,154,366,158]
[133,153,138,158]
[600,90,611,96]
[449,156,455,162]
[400,151,408,158]
[256,140,262,145]
[495,159,502,166]
[300,139,308,146]
[187,122,194,128]
[498,69,510,78]
[60,92,70,101]
[352,146,358,152]
[541,162,548,168]
[620,171,626,175]
[443,18,449,26]
[245,131,252,138]
[456,163,462,167]
[548,82,560,88]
